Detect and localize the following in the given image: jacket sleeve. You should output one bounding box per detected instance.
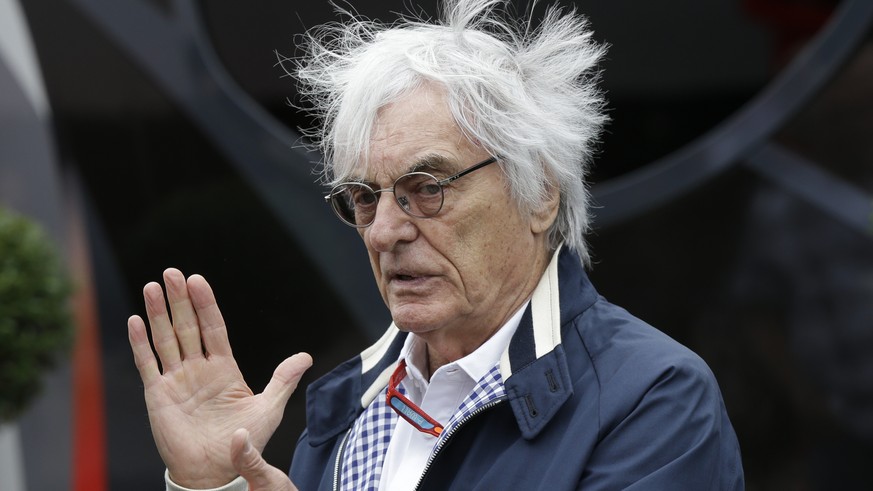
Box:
[577,355,744,490]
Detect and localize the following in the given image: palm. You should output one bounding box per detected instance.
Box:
[128,269,311,488]
[147,356,263,483]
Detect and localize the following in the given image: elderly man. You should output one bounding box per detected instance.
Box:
[127,0,744,489]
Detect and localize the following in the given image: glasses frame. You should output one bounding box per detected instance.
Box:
[325,156,498,228]
[386,359,444,437]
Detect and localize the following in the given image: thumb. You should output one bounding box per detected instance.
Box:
[262,352,313,409]
[231,428,297,491]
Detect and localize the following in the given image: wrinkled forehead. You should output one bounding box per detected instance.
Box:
[333,82,476,183]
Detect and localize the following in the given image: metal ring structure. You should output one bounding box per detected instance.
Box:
[67,0,391,337]
[63,0,873,337]
[590,0,873,232]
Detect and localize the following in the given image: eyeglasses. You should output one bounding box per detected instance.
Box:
[324,156,498,228]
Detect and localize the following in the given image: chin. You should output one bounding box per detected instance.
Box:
[389,304,447,334]
[392,316,438,334]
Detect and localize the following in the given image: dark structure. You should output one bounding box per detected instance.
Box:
[2,0,871,489]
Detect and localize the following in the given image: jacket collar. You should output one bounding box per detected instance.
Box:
[305,245,597,445]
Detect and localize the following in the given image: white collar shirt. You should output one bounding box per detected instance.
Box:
[378,303,527,491]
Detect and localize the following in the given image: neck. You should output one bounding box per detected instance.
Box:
[424,341,476,380]
[420,246,553,379]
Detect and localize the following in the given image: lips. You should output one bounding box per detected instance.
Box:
[385,268,433,285]
[390,270,423,282]
[380,256,439,287]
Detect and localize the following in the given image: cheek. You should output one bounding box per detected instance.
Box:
[455,195,524,249]
[449,206,516,287]
[363,237,385,284]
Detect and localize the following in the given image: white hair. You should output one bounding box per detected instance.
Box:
[293,0,607,265]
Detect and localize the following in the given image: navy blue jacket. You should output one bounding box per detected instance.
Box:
[290,247,744,490]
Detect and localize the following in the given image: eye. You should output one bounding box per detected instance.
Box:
[404,176,441,197]
[352,189,377,207]
[419,182,442,196]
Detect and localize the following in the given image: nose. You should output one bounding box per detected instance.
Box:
[365,192,418,252]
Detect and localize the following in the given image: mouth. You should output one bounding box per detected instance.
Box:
[391,272,420,282]
[387,270,432,285]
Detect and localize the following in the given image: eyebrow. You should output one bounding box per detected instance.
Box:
[352,154,455,187]
[408,154,456,176]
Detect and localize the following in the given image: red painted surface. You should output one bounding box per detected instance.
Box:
[68,188,107,491]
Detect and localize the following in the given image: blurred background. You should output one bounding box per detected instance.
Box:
[1,0,871,489]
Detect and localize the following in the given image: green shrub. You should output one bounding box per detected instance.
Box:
[0,207,73,422]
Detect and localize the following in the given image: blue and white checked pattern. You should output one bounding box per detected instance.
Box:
[440,365,505,443]
[338,363,506,491]
[339,386,398,491]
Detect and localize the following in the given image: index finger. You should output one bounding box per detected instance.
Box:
[186,274,232,357]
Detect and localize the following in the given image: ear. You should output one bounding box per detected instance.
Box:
[530,180,560,235]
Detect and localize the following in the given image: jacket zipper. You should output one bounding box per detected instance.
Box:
[332,429,351,491]
[412,398,506,490]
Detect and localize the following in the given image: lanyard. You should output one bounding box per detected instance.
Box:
[386,360,444,437]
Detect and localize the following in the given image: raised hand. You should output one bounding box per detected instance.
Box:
[127,268,311,488]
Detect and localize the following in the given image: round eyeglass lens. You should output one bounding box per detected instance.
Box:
[394,172,444,218]
[329,172,447,227]
[330,183,377,227]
